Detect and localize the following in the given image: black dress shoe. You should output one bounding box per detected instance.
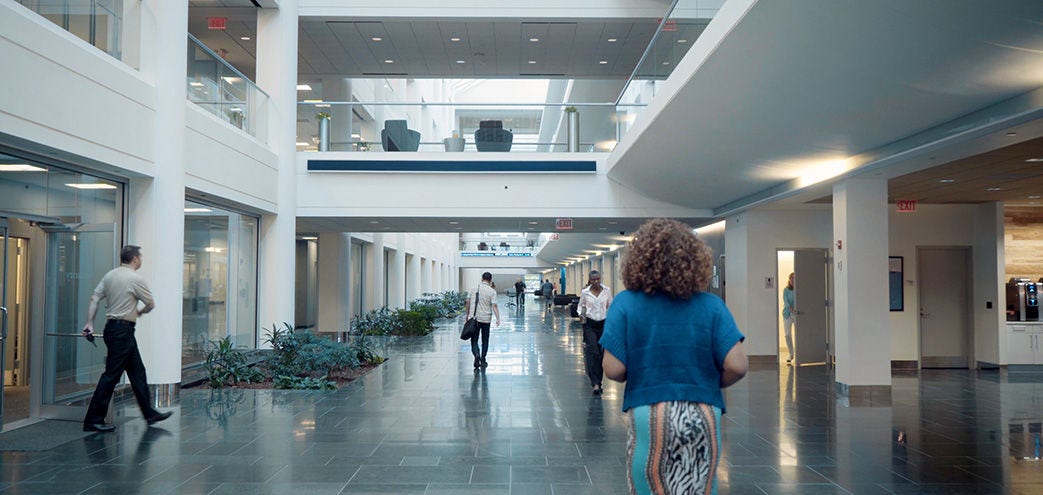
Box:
[479,357,488,368]
[83,423,116,433]
[146,411,173,425]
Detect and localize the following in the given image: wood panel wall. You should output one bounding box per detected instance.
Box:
[1005,206,1043,280]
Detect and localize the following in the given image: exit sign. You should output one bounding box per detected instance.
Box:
[207,17,227,30]
[896,199,917,213]
[555,218,573,230]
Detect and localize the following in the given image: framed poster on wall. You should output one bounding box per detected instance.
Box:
[889,256,904,311]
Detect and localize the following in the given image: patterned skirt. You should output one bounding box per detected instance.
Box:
[626,401,722,495]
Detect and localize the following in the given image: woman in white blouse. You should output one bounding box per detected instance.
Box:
[578,270,613,395]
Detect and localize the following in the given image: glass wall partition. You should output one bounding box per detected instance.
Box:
[296,101,644,153]
[16,0,124,60]
[187,34,269,141]
[182,200,258,367]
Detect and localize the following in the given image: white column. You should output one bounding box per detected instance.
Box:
[131,0,187,394]
[256,0,298,337]
[420,257,430,295]
[317,233,351,332]
[407,253,421,302]
[833,177,891,404]
[366,234,385,311]
[388,247,406,309]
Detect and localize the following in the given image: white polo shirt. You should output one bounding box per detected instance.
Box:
[470,282,498,323]
[578,284,612,322]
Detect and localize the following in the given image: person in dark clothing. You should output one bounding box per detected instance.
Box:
[514,279,526,305]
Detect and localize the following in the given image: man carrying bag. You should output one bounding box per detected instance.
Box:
[462,272,500,369]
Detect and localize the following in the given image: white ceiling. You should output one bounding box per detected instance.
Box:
[187,13,709,80]
[608,0,1043,212]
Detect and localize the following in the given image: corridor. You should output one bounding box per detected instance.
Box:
[1,295,1040,494]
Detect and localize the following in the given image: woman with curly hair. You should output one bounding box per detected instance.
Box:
[600,218,747,495]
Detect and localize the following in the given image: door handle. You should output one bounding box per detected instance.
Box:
[0,306,6,340]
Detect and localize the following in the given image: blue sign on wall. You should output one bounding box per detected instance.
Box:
[308,159,596,173]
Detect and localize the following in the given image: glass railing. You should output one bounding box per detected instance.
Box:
[615,0,722,134]
[187,34,269,141]
[295,102,645,153]
[17,0,124,60]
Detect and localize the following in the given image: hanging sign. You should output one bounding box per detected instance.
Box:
[896,199,917,213]
[207,17,228,30]
[555,218,573,231]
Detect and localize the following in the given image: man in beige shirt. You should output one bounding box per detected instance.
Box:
[463,272,500,369]
[82,245,172,432]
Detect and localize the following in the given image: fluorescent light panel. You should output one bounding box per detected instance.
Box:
[0,164,46,172]
[65,183,116,190]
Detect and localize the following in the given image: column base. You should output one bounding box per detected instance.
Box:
[836,382,891,407]
[150,383,180,408]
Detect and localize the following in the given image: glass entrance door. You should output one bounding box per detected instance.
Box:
[39,223,116,420]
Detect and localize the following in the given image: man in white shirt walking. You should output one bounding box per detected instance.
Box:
[578,270,612,395]
[464,272,501,369]
[81,245,173,432]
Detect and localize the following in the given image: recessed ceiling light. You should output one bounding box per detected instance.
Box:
[296,84,312,91]
[449,221,460,225]
[599,60,608,65]
[301,236,318,241]
[370,220,380,224]
[677,39,687,43]
[939,179,955,183]
[450,37,461,42]
[314,103,330,108]
[528,60,536,64]
[66,183,116,190]
[384,59,394,64]
[1030,195,1041,199]
[371,37,382,41]
[529,37,540,42]
[607,221,618,225]
[1026,158,1043,163]
[456,60,466,64]
[987,187,1002,191]
[240,36,250,41]
[662,61,670,65]
[607,38,617,42]
[599,227,607,230]
[528,221,539,225]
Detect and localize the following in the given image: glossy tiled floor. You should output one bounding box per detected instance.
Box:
[2,295,1043,494]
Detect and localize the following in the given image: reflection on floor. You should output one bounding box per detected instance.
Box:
[1,295,1041,494]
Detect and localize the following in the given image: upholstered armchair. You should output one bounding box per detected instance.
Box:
[474,120,513,152]
[380,120,421,152]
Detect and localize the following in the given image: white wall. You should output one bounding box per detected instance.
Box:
[184,105,279,212]
[727,209,833,357]
[296,153,711,220]
[1,3,155,175]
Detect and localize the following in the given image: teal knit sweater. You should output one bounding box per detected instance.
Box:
[600,290,745,413]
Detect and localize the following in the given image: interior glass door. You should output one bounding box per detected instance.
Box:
[39,223,116,420]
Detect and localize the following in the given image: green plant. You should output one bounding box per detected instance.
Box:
[273,375,336,390]
[351,307,401,336]
[316,112,331,120]
[205,336,263,388]
[564,106,578,113]
[263,323,360,380]
[396,309,435,336]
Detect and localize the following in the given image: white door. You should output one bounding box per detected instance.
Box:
[793,250,829,365]
[918,247,970,368]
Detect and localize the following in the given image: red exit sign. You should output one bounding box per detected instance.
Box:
[896,199,917,213]
[207,17,227,30]
[555,218,573,230]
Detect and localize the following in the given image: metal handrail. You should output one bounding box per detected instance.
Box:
[188,33,269,98]
[615,0,681,105]
[298,101,646,107]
